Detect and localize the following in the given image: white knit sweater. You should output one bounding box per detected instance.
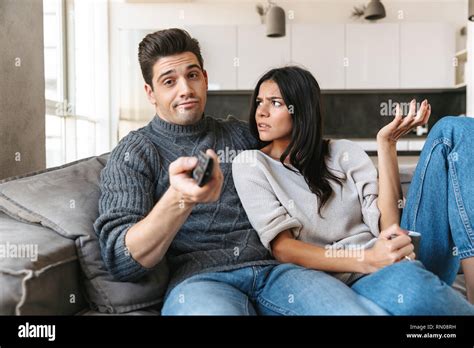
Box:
[232,139,381,284]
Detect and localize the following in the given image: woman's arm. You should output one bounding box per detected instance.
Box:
[376,99,431,230]
[271,226,415,274]
[376,139,402,229]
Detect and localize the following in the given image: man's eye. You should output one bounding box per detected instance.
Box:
[189,72,199,79]
[164,80,174,86]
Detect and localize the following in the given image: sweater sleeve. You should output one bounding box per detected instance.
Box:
[337,140,380,237]
[93,131,160,281]
[232,151,302,252]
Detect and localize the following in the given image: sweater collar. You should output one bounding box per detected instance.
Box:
[151,113,208,136]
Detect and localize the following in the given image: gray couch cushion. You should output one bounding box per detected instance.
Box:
[0,211,86,315]
[399,164,417,197]
[0,154,169,313]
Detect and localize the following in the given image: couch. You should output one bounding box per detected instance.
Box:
[0,153,468,315]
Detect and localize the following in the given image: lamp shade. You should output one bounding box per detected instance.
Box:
[364,0,386,20]
[469,0,474,21]
[266,5,285,37]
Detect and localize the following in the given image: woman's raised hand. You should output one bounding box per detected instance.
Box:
[377,99,431,145]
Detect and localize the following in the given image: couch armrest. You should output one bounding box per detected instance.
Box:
[0,211,87,315]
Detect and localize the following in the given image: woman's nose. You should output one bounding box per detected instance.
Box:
[258,103,269,117]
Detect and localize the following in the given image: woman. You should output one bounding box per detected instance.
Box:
[232,66,474,314]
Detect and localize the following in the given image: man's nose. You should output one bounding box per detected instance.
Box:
[177,77,194,98]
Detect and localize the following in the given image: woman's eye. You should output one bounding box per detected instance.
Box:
[256,100,262,106]
[273,100,282,107]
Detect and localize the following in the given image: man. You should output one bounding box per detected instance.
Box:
[94,28,386,315]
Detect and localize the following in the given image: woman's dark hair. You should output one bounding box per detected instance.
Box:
[138,28,204,89]
[249,66,343,216]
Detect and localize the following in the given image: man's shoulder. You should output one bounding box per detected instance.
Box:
[113,129,156,153]
[209,115,249,130]
[108,130,160,168]
[209,115,258,149]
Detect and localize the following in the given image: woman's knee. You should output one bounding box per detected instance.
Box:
[429,116,474,141]
[356,261,448,314]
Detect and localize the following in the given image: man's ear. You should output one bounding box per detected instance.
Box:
[144,83,156,105]
[203,69,208,90]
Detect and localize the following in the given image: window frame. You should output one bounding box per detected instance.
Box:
[45,0,99,167]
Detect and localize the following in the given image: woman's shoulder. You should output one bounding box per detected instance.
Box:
[232,149,272,169]
[328,139,365,154]
[232,150,278,190]
[327,139,369,161]
[326,139,373,172]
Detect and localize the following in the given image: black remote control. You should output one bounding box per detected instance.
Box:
[192,151,214,187]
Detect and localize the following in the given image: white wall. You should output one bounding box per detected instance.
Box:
[108,0,469,147]
[0,0,45,179]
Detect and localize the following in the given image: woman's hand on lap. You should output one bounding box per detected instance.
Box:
[362,224,415,273]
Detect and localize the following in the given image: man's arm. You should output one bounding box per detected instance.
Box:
[95,131,223,281]
[125,151,223,268]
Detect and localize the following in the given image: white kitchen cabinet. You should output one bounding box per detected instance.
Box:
[236,25,291,90]
[185,25,237,90]
[400,23,455,89]
[345,23,400,89]
[291,24,345,89]
[407,139,426,151]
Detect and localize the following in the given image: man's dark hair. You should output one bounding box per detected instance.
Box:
[138,28,204,89]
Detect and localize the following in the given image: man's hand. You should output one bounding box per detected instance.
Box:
[363,224,415,273]
[377,99,431,145]
[169,149,224,203]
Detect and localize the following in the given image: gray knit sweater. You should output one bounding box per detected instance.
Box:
[94,114,278,290]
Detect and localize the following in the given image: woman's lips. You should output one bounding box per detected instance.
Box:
[257,123,271,131]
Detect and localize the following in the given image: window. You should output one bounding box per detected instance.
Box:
[43,0,109,168]
[43,0,67,167]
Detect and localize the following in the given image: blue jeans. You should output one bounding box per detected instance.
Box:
[401,116,474,282]
[162,263,387,315]
[352,116,474,315]
[163,117,474,316]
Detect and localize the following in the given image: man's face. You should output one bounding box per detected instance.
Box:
[144,51,208,125]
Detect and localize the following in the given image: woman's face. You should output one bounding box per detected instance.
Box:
[255,80,293,142]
